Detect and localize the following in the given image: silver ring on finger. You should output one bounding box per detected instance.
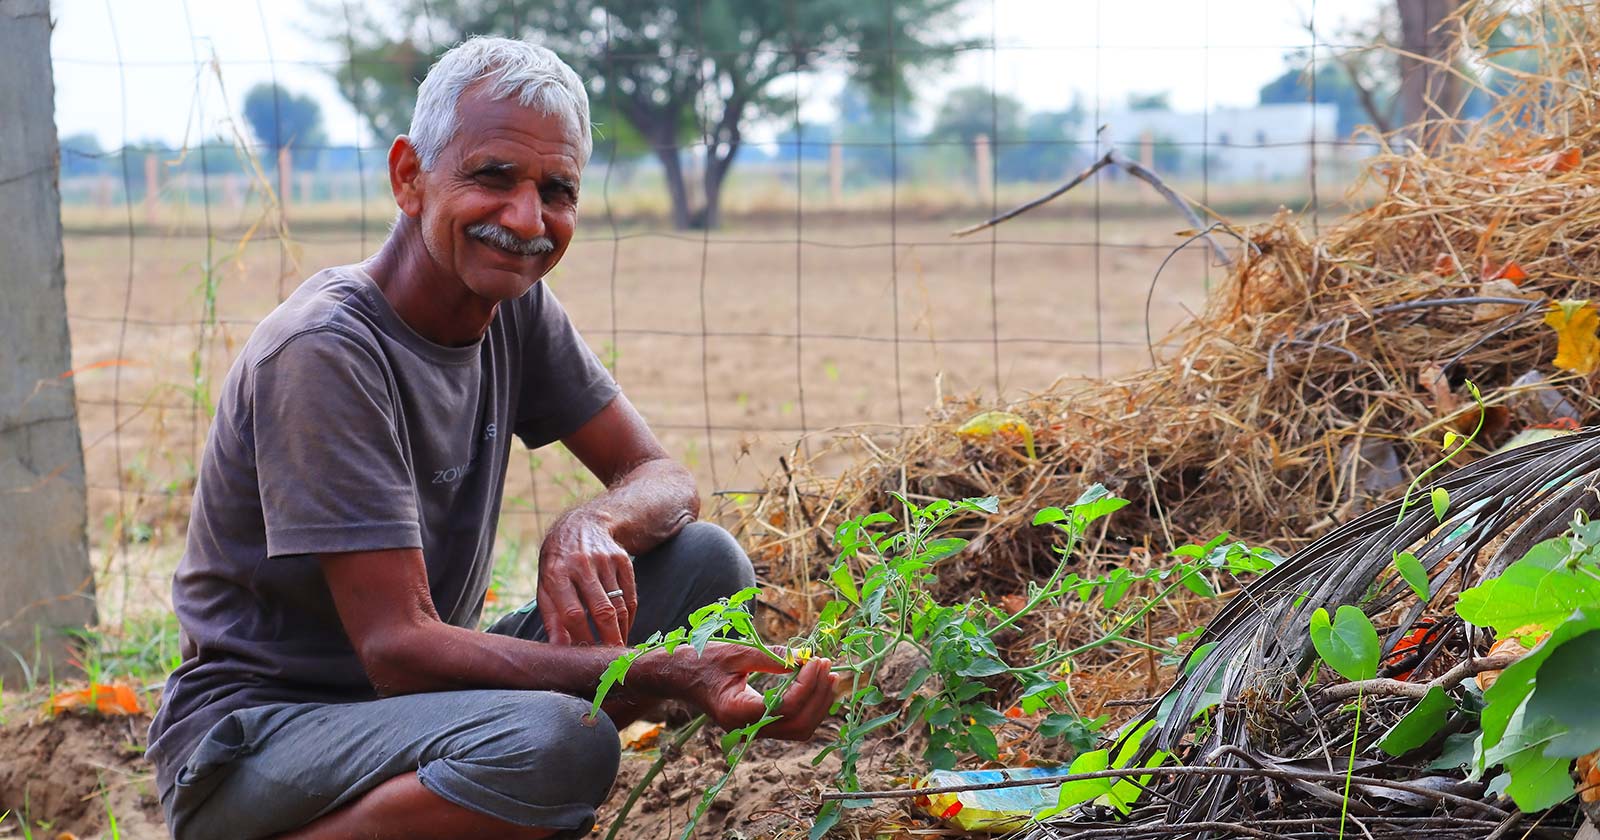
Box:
[605,588,625,599]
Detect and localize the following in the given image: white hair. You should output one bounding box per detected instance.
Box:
[408,36,592,170]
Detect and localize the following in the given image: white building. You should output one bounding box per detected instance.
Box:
[1079,103,1343,182]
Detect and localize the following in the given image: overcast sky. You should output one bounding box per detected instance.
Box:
[50,0,1385,151]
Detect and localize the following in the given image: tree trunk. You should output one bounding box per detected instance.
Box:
[1396,0,1466,148]
[700,143,738,231]
[653,140,694,230]
[0,0,97,684]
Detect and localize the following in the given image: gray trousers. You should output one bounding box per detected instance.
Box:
[163,522,756,840]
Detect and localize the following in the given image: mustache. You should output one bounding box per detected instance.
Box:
[466,223,555,257]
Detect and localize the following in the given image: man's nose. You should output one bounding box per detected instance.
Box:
[499,183,545,240]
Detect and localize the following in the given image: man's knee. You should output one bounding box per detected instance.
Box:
[421,692,621,814]
[667,521,757,599]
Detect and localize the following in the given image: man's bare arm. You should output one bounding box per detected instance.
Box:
[537,394,702,645]
[320,547,837,740]
[558,392,700,554]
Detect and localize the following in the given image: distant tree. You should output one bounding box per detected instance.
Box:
[999,102,1085,182]
[58,132,105,177]
[242,83,327,168]
[1258,63,1384,137]
[1126,91,1171,111]
[325,0,976,229]
[830,83,915,183]
[929,85,1027,150]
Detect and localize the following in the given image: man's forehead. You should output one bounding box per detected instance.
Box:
[452,84,584,160]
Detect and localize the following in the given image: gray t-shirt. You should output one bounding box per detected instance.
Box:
[146,265,618,796]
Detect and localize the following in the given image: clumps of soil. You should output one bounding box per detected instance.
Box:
[0,712,164,839]
[597,711,932,840]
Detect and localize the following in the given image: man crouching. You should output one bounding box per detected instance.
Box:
[146,35,836,840]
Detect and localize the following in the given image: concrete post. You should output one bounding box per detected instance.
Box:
[0,0,97,684]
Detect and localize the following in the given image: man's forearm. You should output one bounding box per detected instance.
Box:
[366,619,690,700]
[559,457,699,555]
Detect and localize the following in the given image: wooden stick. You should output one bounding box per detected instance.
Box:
[1318,652,1520,702]
[952,127,1234,266]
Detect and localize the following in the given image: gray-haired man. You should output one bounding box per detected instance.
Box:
[147,36,836,840]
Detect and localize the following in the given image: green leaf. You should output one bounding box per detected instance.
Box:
[1377,686,1455,756]
[1502,746,1576,812]
[1456,539,1600,637]
[1431,487,1451,521]
[1428,732,1479,771]
[966,496,1000,514]
[829,562,860,606]
[590,650,638,717]
[1480,609,1600,752]
[1393,552,1430,600]
[921,537,969,563]
[1526,629,1600,758]
[956,657,1008,678]
[1101,568,1134,609]
[1033,507,1066,525]
[1072,496,1130,526]
[1178,569,1218,598]
[1038,749,1113,818]
[809,802,841,839]
[967,723,999,760]
[1309,605,1381,682]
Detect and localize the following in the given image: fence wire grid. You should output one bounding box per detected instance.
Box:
[39,0,1379,617]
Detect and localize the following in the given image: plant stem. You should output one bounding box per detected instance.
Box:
[1336,688,1364,840]
[603,714,707,840]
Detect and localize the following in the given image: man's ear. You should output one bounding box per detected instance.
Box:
[389,136,425,218]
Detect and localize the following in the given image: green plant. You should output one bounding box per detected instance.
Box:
[594,486,1257,838]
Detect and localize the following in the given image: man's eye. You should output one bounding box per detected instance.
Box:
[474,169,513,186]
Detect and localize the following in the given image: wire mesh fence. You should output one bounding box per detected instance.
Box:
[37,0,1381,620]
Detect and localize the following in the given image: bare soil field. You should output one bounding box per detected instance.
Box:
[58,202,1241,615]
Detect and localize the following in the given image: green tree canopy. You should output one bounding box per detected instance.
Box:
[325,0,974,229]
[242,82,328,167]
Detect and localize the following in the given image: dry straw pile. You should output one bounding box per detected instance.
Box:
[735,3,1600,620]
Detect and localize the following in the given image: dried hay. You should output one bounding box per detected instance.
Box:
[734,2,1600,643]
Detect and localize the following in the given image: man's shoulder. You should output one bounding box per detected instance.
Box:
[242,265,388,370]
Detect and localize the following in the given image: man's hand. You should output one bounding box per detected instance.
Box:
[538,512,638,646]
[666,645,839,742]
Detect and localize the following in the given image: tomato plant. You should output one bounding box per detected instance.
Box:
[593,485,1271,839]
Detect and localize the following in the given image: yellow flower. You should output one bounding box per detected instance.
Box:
[786,646,812,667]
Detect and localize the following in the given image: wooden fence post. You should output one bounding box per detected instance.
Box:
[0,0,97,684]
[973,133,993,203]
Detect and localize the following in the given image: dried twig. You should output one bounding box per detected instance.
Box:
[1319,652,1520,702]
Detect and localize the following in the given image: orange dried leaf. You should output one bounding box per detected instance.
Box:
[1497,146,1582,173]
[618,720,666,751]
[483,587,499,604]
[1432,253,1460,276]
[999,593,1028,615]
[1004,705,1024,719]
[49,683,142,716]
[1544,300,1600,375]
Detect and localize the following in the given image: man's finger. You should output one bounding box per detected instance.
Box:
[769,659,834,740]
[614,554,638,641]
[594,562,632,645]
[539,583,571,645]
[577,571,626,647]
[552,575,597,645]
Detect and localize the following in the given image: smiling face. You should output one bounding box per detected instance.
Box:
[391,82,583,303]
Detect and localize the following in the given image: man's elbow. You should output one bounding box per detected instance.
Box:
[354,625,436,697]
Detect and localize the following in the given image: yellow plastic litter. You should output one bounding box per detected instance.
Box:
[956,411,1037,460]
[914,768,1063,833]
[1544,299,1600,375]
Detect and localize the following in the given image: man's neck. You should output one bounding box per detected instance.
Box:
[363,216,499,347]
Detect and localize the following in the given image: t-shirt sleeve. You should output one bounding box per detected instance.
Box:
[251,328,423,558]
[513,282,621,449]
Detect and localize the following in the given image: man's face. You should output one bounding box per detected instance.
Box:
[405,85,583,302]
